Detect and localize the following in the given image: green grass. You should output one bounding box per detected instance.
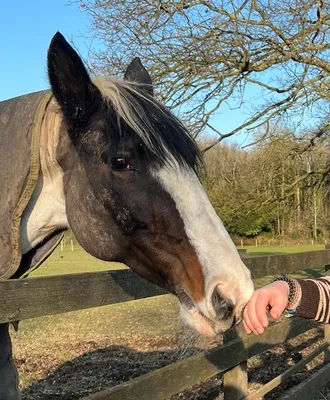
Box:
[31,243,326,277]
[29,244,126,277]
[241,244,325,256]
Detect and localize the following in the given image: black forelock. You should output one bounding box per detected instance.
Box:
[98,82,203,172]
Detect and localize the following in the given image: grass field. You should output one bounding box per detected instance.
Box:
[29,244,125,277]
[241,243,325,256]
[12,243,330,398]
[30,243,326,277]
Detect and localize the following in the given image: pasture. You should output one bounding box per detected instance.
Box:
[10,244,329,399]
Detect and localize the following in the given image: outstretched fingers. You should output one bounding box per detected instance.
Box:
[243,290,270,335]
[243,281,289,335]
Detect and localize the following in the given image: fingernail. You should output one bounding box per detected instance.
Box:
[257,328,263,334]
[273,312,279,319]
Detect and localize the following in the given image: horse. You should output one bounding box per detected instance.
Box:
[0,32,254,399]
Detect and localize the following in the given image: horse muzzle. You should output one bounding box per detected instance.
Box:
[177,286,239,336]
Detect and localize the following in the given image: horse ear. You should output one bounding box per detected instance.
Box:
[47,32,100,124]
[124,58,154,96]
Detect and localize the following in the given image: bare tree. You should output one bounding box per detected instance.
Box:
[71,0,330,145]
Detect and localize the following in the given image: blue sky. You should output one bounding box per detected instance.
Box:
[0,1,254,144]
[0,1,89,101]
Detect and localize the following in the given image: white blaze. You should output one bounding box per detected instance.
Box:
[152,160,254,320]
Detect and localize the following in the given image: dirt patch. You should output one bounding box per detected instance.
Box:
[17,325,327,399]
[19,334,203,400]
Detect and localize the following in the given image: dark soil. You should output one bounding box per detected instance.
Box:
[19,327,326,399]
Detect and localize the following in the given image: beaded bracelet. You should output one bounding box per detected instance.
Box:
[273,277,302,313]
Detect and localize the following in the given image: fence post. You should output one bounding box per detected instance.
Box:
[223,326,248,400]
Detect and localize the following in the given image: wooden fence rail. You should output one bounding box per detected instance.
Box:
[1,250,330,399]
[1,250,329,324]
[246,342,329,400]
[244,249,330,278]
[280,362,330,400]
[0,270,166,324]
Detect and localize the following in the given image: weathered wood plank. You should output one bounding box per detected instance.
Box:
[237,249,247,257]
[0,270,166,323]
[223,362,247,400]
[279,361,330,400]
[246,342,329,400]
[244,250,330,279]
[82,319,317,400]
[223,325,248,400]
[0,251,328,323]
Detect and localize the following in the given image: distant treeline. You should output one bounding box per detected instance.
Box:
[202,132,330,241]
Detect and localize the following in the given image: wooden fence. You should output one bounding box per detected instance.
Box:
[1,250,330,399]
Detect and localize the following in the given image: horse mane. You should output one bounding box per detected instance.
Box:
[93,77,202,171]
[40,99,64,181]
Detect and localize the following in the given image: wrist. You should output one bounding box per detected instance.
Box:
[271,280,289,297]
[273,277,302,312]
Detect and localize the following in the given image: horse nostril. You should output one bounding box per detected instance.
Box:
[211,288,234,320]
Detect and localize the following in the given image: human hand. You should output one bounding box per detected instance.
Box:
[243,281,289,335]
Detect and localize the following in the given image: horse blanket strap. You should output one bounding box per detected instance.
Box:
[0,90,62,280]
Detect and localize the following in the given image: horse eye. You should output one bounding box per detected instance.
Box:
[112,156,127,170]
[111,156,135,171]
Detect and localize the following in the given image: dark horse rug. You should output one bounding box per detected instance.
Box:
[0,90,63,399]
[0,90,64,280]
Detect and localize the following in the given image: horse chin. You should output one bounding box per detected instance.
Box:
[180,305,234,337]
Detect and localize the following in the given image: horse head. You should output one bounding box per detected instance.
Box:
[47,32,254,336]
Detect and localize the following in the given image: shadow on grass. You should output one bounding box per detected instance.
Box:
[21,325,325,400]
[21,345,203,400]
